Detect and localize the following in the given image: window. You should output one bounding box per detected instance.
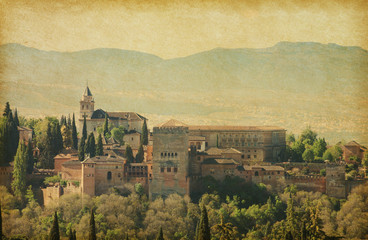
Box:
[167,167,171,172]
[161,153,163,157]
[241,155,244,159]
[82,105,84,110]
[254,142,257,147]
[277,171,280,174]
[174,167,178,173]
[175,153,178,156]
[107,171,112,180]
[248,155,251,159]
[255,171,259,176]
[254,155,257,158]
[116,166,118,169]
[160,167,164,173]
[248,143,251,147]
[165,152,167,156]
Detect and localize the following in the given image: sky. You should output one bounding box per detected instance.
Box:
[0,0,368,58]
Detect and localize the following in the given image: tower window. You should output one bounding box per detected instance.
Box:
[167,167,171,172]
[160,167,164,172]
[107,171,112,180]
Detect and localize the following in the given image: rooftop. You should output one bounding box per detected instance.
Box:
[188,125,285,131]
[157,119,188,127]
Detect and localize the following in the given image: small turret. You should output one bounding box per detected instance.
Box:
[80,86,95,119]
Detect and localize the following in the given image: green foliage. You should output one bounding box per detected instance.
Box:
[302,148,314,162]
[135,183,145,197]
[197,205,210,240]
[44,175,62,186]
[300,127,317,145]
[103,114,109,138]
[323,145,343,162]
[0,202,2,240]
[111,126,125,144]
[125,145,134,163]
[1,102,19,166]
[96,134,104,156]
[155,227,164,240]
[82,115,87,140]
[72,113,78,150]
[89,209,96,240]
[135,144,144,163]
[49,211,60,240]
[25,143,34,174]
[320,169,326,176]
[141,119,148,145]
[312,138,327,158]
[12,141,27,199]
[85,133,96,158]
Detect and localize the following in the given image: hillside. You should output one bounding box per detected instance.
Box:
[0,42,367,145]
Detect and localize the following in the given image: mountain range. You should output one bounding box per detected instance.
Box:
[0,42,367,145]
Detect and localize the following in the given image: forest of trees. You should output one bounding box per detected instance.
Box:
[1,182,368,239]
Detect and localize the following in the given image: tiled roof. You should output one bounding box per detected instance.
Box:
[157,119,188,127]
[345,141,361,147]
[222,148,242,154]
[107,112,146,121]
[202,158,239,165]
[206,148,224,155]
[188,125,285,131]
[82,154,125,164]
[62,160,82,166]
[17,126,32,131]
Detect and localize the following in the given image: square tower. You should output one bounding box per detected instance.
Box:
[150,120,190,199]
[80,86,95,119]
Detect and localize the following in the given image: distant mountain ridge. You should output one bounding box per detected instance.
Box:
[0,42,367,145]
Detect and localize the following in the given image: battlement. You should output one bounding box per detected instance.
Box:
[285,175,326,181]
[153,126,189,134]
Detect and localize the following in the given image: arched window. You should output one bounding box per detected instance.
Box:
[107,171,112,180]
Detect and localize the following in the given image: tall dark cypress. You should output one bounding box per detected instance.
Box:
[198,205,211,240]
[13,108,19,127]
[73,230,77,240]
[103,114,108,137]
[125,145,134,163]
[3,104,19,165]
[26,142,34,174]
[96,134,104,156]
[155,227,164,240]
[141,119,148,145]
[85,133,96,158]
[68,228,73,240]
[89,209,96,240]
[0,203,2,240]
[82,115,87,140]
[2,102,11,117]
[67,114,71,128]
[55,122,63,154]
[135,144,144,163]
[72,113,78,150]
[40,123,54,168]
[49,211,60,240]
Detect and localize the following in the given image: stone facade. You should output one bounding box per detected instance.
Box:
[149,121,190,199]
[325,165,346,198]
[188,125,286,162]
[342,141,366,162]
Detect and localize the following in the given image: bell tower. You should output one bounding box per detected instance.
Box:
[80,86,95,119]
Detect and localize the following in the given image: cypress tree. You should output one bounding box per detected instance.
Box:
[12,140,27,199]
[125,145,134,163]
[89,209,96,240]
[13,108,19,127]
[198,205,211,240]
[135,144,144,163]
[49,211,60,240]
[26,142,34,174]
[103,114,108,137]
[0,203,2,240]
[82,115,87,140]
[155,227,164,240]
[96,134,104,156]
[2,102,11,117]
[59,116,64,126]
[54,122,63,154]
[86,133,96,158]
[67,114,72,128]
[79,137,85,161]
[72,113,78,150]
[73,230,77,240]
[68,228,73,240]
[141,119,148,145]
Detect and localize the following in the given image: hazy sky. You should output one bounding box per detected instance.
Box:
[1,0,367,58]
